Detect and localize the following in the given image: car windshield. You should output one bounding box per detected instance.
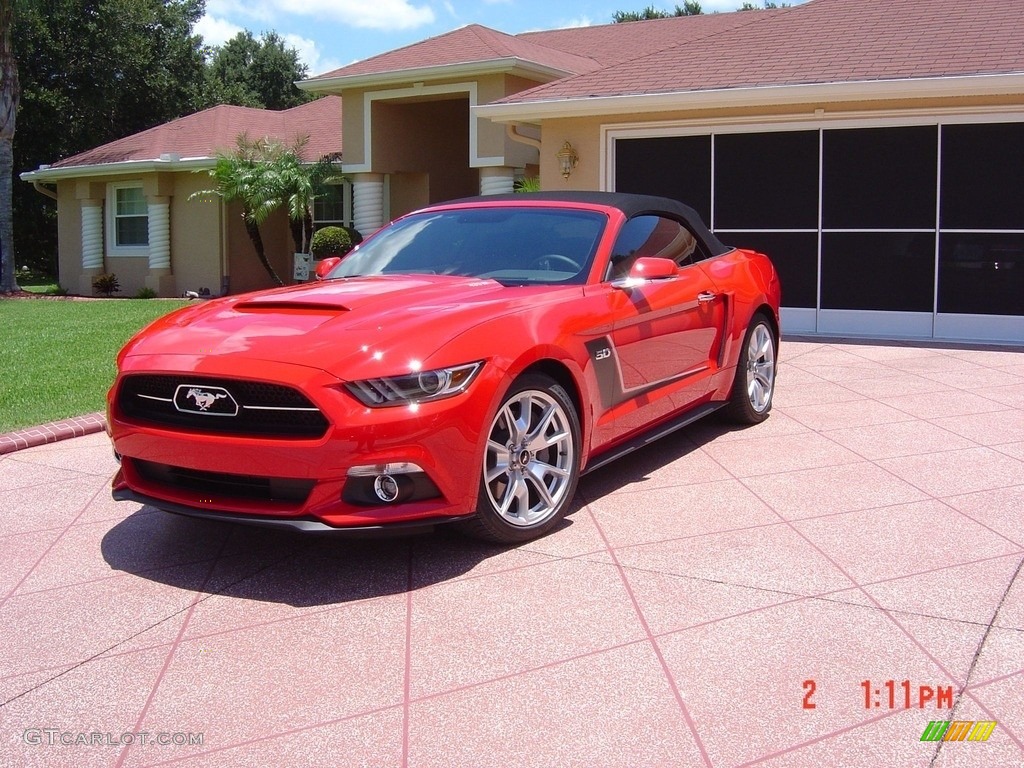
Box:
[327,207,607,286]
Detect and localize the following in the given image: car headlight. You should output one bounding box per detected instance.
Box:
[345,362,483,407]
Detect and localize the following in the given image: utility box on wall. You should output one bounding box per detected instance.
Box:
[293,252,311,281]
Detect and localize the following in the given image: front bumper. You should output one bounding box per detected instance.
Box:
[108,357,505,529]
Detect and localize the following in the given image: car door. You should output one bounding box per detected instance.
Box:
[587,215,727,444]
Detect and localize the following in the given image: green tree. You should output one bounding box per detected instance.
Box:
[193,134,340,285]
[739,1,789,9]
[204,31,311,110]
[13,0,208,273]
[0,0,19,293]
[613,2,702,22]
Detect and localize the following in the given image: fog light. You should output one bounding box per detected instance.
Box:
[373,474,400,503]
[343,462,440,507]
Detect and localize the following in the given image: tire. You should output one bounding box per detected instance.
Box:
[724,314,777,425]
[460,373,581,544]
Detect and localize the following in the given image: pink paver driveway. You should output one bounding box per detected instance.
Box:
[1,338,1022,767]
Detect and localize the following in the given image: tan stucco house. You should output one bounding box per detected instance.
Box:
[24,0,1024,343]
[21,96,343,298]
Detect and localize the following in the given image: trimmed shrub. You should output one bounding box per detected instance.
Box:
[310,226,353,258]
[135,286,158,299]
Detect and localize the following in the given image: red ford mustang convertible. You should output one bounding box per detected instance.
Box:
[108,192,780,543]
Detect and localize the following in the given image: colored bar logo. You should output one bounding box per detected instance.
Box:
[921,721,997,742]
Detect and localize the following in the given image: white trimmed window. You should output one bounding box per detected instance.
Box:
[312,181,353,230]
[107,183,149,256]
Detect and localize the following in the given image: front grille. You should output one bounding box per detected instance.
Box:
[135,459,315,504]
[118,375,329,438]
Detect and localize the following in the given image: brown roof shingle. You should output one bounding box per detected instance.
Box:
[519,10,784,68]
[309,24,601,81]
[499,0,1024,104]
[51,96,342,169]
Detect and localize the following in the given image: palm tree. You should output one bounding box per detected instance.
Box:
[277,149,342,255]
[0,0,20,294]
[193,134,340,286]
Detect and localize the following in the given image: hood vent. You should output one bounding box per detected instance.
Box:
[233,300,350,313]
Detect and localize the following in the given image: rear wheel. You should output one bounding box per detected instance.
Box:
[460,374,581,543]
[724,314,777,424]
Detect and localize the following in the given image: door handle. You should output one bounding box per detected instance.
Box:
[697,291,717,303]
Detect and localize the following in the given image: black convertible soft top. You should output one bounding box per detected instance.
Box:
[443,191,730,257]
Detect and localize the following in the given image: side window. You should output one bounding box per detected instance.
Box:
[606,215,704,280]
[106,182,149,256]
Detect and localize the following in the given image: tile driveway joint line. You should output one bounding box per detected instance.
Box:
[583,500,714,768]
[928,555,1024,766]
[402,542,414,768]
[696,428,1021,746]
[0,481,107,612]
[737,707,908,767]
[140,702,405,768]
[754,494,1016,743]
[17,544,1005,700]
[113,532,235,768]
[0,541,321,703]
[0,412,107,455]
[937,496,1024,551]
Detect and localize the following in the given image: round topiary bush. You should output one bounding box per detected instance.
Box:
[310,226,353,258]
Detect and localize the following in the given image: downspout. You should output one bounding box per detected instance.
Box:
[505,123,541,151]
[32,180,57,200]
[219,198,230,296]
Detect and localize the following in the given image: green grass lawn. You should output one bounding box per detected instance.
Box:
[1,298,190,432]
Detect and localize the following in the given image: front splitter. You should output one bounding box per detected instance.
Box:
[112,487,471,536]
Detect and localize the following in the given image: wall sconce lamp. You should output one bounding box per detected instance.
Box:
[556,141,579,180]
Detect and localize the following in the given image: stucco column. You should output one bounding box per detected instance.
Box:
[352,173,385,236]
[480,167,516,196]
[79,199,104,295]
[144,196,175,296]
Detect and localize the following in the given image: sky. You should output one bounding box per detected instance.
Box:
[196,0,810,79]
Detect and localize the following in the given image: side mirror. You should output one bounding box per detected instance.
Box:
[314,257,341,281]
[613,256,678,288]
[630,257,677,280]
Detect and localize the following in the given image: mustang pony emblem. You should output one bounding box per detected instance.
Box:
[187,388,227,411]
[172,384,238,416]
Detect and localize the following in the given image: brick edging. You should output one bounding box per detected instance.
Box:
[0,413,107,455]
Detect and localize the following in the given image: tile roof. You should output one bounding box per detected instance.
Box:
[519,10,784,68]
[50,96,342,169]
[499,0,1024,104]
[309,24,601,81]
[307,0,1024,105]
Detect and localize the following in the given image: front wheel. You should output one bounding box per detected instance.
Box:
[460,374,581,544]
[724,314,777,424]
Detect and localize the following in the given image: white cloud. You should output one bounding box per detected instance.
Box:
[205,0,276,24]
[269,0,435,30]
[283,33,343,76]
[562,16,593,28]
[195,14,246,47]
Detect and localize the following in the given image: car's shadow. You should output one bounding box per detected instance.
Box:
[576,410,746,500]
[99,509,521,608]
[100,412,746,608]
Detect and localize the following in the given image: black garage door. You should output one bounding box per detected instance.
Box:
[615,122,1024,338]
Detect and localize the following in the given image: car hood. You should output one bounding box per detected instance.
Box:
[121,275,567,378]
